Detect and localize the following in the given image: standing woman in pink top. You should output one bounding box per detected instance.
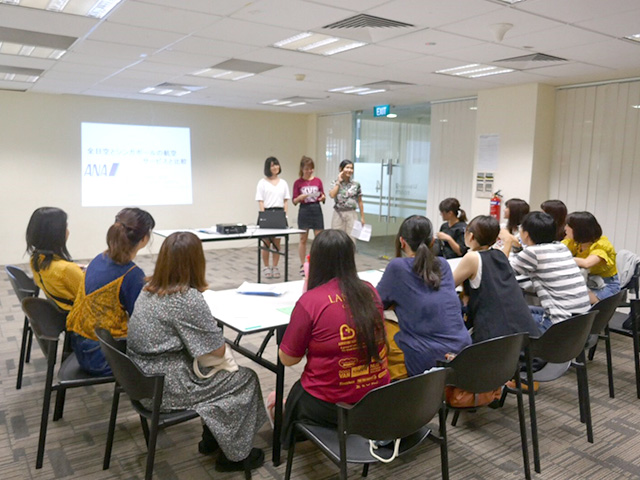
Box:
[292,156,325,276]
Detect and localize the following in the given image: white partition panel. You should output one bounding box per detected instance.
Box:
[551,80,640,253]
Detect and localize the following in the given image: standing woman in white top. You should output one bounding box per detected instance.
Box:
[255,157,291,279]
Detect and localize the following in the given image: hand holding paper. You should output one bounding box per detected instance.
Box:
[351,221,372,242]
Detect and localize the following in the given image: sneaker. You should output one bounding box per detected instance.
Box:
[271,266,280,279]
[506,379,540,393]
[262,267,272,279]
[299,265,305,277]
[215,447,264,472]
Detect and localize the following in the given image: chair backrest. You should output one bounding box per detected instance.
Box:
[95,328,162,402]
[529,311,597,362]
[21,297,66,359]
[590,290,627,334]
[6,265,39,302]
[342,368,448,441]
[445,333,526,393]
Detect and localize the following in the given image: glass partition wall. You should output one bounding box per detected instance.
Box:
[353,103,431,259]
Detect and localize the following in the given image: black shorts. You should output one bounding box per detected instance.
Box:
[297,203,324,230]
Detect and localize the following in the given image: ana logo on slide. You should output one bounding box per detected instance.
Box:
[84,163,119,176]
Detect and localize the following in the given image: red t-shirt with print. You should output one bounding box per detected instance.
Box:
[280,277,389,404]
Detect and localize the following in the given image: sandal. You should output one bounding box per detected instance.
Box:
[299,264,305,277]
[262,267,272,279]
[271,266,280,279]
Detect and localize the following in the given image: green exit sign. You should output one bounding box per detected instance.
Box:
[373,104,390,117]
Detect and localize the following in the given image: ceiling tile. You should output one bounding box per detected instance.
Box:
[107,1,220,33]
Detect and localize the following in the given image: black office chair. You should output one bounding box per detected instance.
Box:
[5,265,39,389]
[439,333,530,480]
[609,299,640,399]
[21,297,114,469]
[585,290,627,398]
[501,311,597,474]
[284,368,450,480]
[95,328,200,480]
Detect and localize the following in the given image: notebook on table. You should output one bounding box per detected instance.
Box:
[257,210,288,229]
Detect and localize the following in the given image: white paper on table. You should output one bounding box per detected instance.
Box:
[351,221,372,242]
[235,281,287,296]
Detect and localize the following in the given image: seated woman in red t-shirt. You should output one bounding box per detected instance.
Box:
[279,229,390,448]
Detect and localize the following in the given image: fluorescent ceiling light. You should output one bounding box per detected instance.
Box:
[260,96,320,108]
[0,64,43,82]
[0,41,66,59]
[493,0,526,4]
[273,32,366,56]
[139,83,205,97]
[2,72,38,82]
[0,0,123,18]
[632,105,640,109]
[436,63,515,79]
[192,68,255,81]
[624,33,640,43]
[386,113,398,118]
[329,85,387,96]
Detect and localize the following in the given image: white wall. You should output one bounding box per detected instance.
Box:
[0,91,311,265]
[470,83,554,219]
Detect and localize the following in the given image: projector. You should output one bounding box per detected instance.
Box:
[216,223,247,235]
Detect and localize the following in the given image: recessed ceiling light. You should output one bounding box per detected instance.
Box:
[192,68,255,81]
[386,113,398,118]
[632,105,640,109]
[0,0,123,18]
[493,0,527,4]
[624,33,640,43]
[140,82,205,97]
[436,63,514,79]
[0,64,42,82]
[470,106,478,110]
[273,32,366,56]
[259,96,322,108]
[0,41,66,59]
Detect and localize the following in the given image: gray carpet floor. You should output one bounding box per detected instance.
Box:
[2,245,640,479]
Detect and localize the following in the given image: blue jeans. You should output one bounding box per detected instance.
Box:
[69,332,112,376]
[592,274,621,301]
[529,306,553,334]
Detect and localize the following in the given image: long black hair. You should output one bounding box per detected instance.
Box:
[26,207,72,272]
[307,229,385,362]
[396,215,441,289]
[506,198,530,234]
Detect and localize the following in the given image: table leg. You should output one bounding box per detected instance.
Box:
[284,234,289,282]
[272,327,285,466]
[257,238,261,283]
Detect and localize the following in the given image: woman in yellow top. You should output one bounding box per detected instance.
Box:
[26,207,83,311]
[563,211,620,304]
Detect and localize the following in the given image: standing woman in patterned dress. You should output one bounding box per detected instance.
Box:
[328,160,365,241]
[127,232,267,472]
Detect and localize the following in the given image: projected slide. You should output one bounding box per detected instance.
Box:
[81,122,192,207]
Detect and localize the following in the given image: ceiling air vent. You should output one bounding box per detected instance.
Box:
[494,53,568,70]
[323,14,414,29]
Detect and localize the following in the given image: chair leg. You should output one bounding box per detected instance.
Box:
[513,374,531,480]
[524,350,540,474]
[362,464,369,477]
[53,388,67,421]
[36,352,57,469]
[632,317,640,399]
[103,385,121,470]
[144,420,159,480]
[140,416,150,446]
[604,328,615,398]
[576,353,593,443]
[26,322,33,363]
[587,342,597,361]
[284,439,296,480]
[451,410,460,426]
[439,405,450,480]
[16,317,30,389]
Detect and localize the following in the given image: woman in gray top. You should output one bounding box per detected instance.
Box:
[127,232,267,472]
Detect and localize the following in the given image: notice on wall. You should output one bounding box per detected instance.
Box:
[477,134,500,172]
[476,172,494,198]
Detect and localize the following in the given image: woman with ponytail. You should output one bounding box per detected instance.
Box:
[66,207,155,376]
[279,229,389,448]
[377,215,471,380]
[435,197,468,258]
[26,207,83,311]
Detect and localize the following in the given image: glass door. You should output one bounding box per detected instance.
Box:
[354,104,431,259]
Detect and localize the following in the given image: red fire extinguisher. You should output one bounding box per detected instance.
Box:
[489,190,503,221]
